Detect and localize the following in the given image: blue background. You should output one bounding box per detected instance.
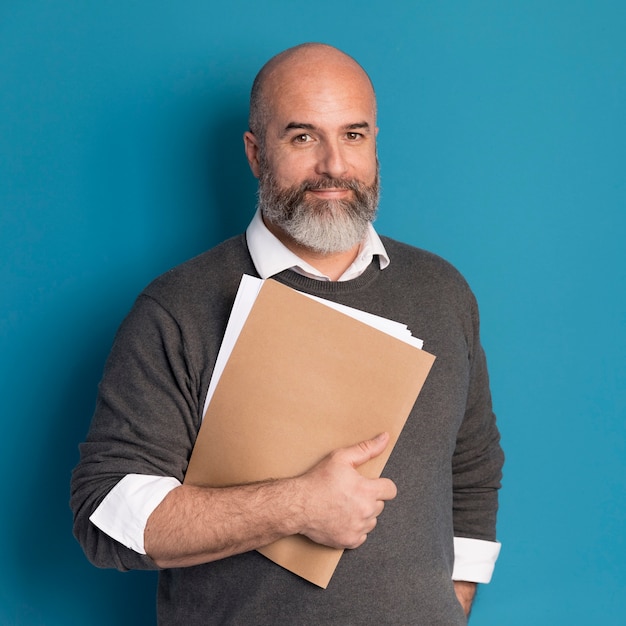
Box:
[1,2,624,624]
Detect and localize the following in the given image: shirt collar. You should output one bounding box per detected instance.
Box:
[245,208,390,281]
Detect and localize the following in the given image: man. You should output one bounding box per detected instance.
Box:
[71,43,503,624]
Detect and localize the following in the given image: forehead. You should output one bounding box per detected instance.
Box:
[263,56,376,128]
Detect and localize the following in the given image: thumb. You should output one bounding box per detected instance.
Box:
[347,432,390,468]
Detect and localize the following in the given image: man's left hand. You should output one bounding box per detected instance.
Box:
[454,581,477,619]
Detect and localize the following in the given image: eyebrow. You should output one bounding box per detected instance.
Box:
[281,121,372,137]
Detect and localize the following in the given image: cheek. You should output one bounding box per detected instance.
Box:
[357,154,378,184]
[272,155,313,186]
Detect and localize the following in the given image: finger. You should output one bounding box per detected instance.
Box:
[376,477,398,501]
[350,533,368,549]
[347,432,390,468]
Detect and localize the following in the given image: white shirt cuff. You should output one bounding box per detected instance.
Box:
[452,536,501,583]
[89,474,181,554]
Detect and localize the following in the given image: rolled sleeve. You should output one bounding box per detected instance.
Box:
[452,536,501,583]
[89,474,181,554]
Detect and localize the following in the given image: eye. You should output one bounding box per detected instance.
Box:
[292,133,312,144]
[346,132,363,141]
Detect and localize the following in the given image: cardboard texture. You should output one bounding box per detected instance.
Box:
[184,279,436,588]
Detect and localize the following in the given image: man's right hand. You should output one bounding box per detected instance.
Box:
[145,432,396,568]
[294,432,397,549]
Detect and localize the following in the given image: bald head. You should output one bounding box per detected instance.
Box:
[248,43,376,142]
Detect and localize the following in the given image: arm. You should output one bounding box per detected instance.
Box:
[71,294,220,570]
[144,433,397,568]
[452,289,504,582]
[72,288,398,571]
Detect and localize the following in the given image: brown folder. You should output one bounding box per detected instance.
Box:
[184,279,436,588]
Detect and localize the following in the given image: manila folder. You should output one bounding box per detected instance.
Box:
[184,278,436,588]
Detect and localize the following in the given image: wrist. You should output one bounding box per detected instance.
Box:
[281,475,311,537]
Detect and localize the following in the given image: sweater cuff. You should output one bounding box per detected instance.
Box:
[452,537,501,583]
[89,474,181,553]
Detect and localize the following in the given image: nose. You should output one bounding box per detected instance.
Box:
[314,139,348,179]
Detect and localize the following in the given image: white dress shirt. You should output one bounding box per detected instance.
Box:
[90,210,500,582]
[246,208,390,280]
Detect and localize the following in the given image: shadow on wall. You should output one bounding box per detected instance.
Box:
[8,97,258,624]
[138,91,257,267]
[208,98,259,241]
[164,94,257,254]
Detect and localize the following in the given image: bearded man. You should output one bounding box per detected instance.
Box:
[71,43,504,625]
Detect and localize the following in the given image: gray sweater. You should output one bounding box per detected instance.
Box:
[71,234,503,625]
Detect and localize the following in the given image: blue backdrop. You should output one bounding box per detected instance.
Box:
[1,2,624,624]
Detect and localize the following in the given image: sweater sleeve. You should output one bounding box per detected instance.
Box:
[70,293,202,571]
[451,288,504,546]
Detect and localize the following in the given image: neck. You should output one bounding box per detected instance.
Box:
[263,216,361,281]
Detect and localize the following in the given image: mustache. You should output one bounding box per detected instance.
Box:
[300,178,364,192]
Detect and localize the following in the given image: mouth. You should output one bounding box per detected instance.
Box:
[305,188,353,200]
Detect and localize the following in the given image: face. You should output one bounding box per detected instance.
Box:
[244,52,380,254]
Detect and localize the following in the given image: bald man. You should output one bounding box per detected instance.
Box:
[72,44,503,624]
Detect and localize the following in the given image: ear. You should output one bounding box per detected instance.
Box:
[243,131,261,178]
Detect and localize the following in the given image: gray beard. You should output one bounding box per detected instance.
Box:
[257,165,380,255]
